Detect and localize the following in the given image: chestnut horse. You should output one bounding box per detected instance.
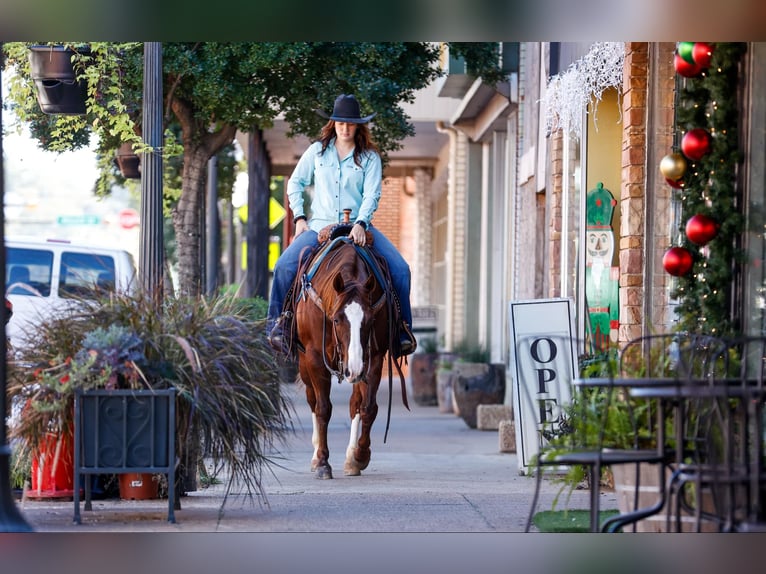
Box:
[293,231,407,479]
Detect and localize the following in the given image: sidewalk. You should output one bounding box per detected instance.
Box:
[14,374,617,532]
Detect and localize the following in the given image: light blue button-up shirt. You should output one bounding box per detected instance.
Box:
[287,140,382,233]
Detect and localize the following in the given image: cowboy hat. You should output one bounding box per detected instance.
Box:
[316,94,376,124]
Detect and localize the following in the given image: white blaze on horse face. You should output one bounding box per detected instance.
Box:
[344,301,364,380]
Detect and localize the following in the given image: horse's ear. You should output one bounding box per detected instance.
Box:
[333,273,345,293]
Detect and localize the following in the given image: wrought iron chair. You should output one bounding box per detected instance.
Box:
[666,335,766,532]
[521,335,665,533]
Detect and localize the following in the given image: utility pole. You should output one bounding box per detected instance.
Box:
[139,42,164,297]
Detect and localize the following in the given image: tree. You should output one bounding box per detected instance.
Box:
[2,42,504,297]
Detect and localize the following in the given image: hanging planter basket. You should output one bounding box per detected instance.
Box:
[115,142,142,179]
[28,45,89,115]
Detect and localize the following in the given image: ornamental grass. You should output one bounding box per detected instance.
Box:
[7,290,294,507]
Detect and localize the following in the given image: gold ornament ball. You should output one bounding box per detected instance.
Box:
[660,152,688,180]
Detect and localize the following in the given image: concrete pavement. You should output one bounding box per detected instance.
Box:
[14,373,618,532]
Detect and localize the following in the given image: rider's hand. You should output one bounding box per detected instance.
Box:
[294,218,309,238]
[350,223,366,246]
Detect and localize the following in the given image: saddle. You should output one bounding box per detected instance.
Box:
[279,222,403,362]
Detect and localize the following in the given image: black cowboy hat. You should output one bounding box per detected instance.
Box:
[316,94,376,124]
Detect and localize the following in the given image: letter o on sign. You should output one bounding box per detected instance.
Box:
[530,337,558,363]
[119,208,140,230]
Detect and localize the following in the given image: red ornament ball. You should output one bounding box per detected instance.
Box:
[692,42,714,68]
[685,214,719,246]
[665,177,685,189]
[681,128,712,161]
[663,247,694,277]
[674,53,703,78]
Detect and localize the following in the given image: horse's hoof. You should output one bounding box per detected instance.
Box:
[343,462,361,476]
[315,465,333,479]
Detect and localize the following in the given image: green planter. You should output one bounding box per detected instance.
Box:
[73,388,177,523]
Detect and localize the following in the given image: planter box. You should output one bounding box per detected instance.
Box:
[451,362,505,429]
[73,388,176,523]
[410,353,438,406]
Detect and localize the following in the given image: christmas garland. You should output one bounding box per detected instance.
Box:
[663,42,747,335]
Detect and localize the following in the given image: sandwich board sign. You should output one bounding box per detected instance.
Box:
[508,298,577,474]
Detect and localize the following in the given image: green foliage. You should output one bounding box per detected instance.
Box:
[532,509,620,533]
[419,337,439,354]
[672,43,748,336]
[10,446,30,490]
[453,339,490,363]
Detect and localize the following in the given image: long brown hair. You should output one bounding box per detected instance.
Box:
[318,120,379,167]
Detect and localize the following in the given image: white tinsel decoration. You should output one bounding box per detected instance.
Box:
[544,42,625,139]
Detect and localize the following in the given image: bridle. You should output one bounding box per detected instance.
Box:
[304,274,386,383]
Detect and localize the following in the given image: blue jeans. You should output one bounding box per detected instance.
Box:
[267,226,413,330]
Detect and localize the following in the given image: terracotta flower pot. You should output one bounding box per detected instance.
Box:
[119,473,159,500]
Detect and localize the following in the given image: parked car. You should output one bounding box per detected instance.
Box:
[5,236,137,350]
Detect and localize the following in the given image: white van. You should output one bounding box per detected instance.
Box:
[5,236,137,349]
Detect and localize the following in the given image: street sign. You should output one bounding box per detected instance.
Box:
[56,215,100,226]
[237,197,287,229]
[269,197,286,228]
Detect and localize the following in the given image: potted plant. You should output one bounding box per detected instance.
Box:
[115,142,141,179]
[409,337,439,406]
[27,44,89,115]
[7,290,293,514]
[450,340,505,429]
[435,352,456,414]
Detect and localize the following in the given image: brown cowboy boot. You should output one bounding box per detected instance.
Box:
[268,313,290,354]
[398,321,417,356]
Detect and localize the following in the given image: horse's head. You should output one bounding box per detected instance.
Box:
[329,271,381,383]
[296,240,388,386]
[328,273,377,383]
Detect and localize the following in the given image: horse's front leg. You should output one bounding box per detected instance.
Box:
[344,378,380,476]
[301,360,333,479]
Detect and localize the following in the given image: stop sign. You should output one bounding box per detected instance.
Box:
[119,208,140,230]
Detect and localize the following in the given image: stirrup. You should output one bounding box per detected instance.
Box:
[268,315,289,354]
[397,322,417,356]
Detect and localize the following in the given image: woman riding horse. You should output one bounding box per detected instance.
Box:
[267,94,416,358]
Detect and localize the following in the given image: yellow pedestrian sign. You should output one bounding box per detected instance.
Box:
[237,197,287,229]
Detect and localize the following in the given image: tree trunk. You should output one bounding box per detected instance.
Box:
[173,146,207,297]
[169,97,236,297]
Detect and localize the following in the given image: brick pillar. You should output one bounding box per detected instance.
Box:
[619,42,676,343]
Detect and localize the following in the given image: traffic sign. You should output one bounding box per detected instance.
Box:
[118,208,140,229]
[56,215,100,226]
[237,197,287,229]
